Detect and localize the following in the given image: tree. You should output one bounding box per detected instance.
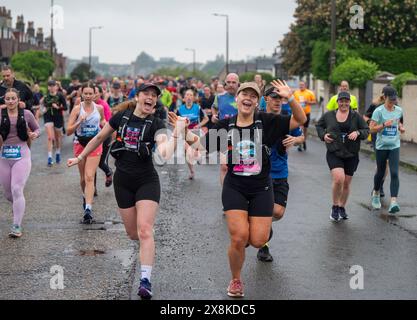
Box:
[70,63,96,82]
[280,0,417,76]
[240,72,274,84]
[392,72,417,98]
[11,50,55,83]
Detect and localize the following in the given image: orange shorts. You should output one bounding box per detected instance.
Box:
[73,143,103,158]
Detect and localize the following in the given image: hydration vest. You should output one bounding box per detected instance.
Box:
[0,108,29,142]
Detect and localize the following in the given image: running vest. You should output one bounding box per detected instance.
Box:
[0,108,29,142]
[226,113,271,177]
[75,102,101,147]
[109,108,154,161]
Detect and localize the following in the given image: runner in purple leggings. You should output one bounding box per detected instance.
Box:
[0,88,40,238]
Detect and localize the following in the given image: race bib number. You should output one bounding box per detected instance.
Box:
[232,140,262,177]
[2,146,22,160]
[382,126,398,137]
[124,127,141,150]
[81,125,99,137]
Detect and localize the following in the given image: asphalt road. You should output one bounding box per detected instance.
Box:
[1,131,416,300]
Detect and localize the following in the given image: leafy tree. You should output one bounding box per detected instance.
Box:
[11,50,55,83]
[239,72,274,84]
[330,58,378,88]
[70,63,96,82]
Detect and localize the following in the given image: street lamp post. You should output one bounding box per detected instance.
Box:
[185,48,196,75]
[213,13,229,75]
[89,26,103,78]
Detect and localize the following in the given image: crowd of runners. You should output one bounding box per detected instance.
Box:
[0,64,406,299]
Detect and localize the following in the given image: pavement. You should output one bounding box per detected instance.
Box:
[1,127,417,300]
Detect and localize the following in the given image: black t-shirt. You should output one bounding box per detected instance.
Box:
[337,112,352,142]
[201,95,215,110]
[211,112,290,187]
[109,111,166,177]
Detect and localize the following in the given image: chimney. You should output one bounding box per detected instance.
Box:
[16,15,25,33]
[27,21,35,38]
[36,27,44,45]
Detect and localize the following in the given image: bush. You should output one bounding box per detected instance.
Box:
[11,50,55,83]
[356,46,417,75]
[392,72,417,98]
[330,58,378,88]
[239,72,274,84]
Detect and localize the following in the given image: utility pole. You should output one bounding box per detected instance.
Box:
[329,0,337,95]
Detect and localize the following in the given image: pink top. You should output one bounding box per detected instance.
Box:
[1,109,40,146]
[97,99,112,122]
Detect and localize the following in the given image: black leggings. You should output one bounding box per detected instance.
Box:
[374,148,400,197]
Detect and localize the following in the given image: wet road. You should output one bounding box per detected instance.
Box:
[1,131,417,300]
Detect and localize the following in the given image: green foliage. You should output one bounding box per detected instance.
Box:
[239,72,274,84]
[11,50,55,83]
[281,0,417,76]
[311,41,359,80]
[70,63,96,82]
[356,46,417,75]
[392,72,417,98]
[330,58,378,88]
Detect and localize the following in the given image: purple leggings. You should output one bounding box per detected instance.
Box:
[0,144,32,226]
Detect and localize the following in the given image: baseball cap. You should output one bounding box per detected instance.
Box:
[237,82,261,99]
[337,91,351,101]
[47,80,57,86]
[264,85,282,99]
[136,83,161,96]
[383,86,397,101]
[112,82,121,90]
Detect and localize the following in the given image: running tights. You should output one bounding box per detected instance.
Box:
[374,148,400,198]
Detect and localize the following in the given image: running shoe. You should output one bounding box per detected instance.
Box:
[55,154,61,164]
[371,193,382,210]
[388,202,400,215]
[257,244,274,262]
[138,278,153,300]
[297,145,303,152]
[303,142,307,151]
[83,209,94,225]
[227,279,244,298]
[47,157,53,167]
[330,206,340,222]
[9,224,22,238]
[339,207,349,220]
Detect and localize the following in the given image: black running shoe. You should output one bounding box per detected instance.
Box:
[83,209,94,225]
[257,245,274,262]
[339,207,349,220]
[330,206,340,222]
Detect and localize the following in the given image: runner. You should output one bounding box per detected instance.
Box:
[42,80,67,167]
[326,80,359,112]
[370,87,405,214]
[293,81,316,152]
[177,89,209,179]
[212,73,240,186]
[0,88,40,238]
[107,82,126,113]
[257,86,305,262]
[316,92,369,222]
[67,83,188,300]
[200,86,215,130]
[189,80,306,297]
[66,82,106,224]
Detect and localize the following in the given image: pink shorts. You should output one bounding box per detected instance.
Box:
[73,143,103,158]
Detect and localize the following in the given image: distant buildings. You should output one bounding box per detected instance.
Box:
[0,6,66,77]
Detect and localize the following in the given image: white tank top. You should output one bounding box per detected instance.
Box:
[76,102,101,138]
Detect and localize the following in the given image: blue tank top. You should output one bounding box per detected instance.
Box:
[178,103,201,126]
[217,93,238,120]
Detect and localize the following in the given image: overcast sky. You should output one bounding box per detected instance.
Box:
[2,0,297,65]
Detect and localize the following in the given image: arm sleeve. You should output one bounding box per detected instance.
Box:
[357,114,370,140]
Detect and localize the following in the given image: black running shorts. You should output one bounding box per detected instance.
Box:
[272,178,289,208]
[326,152,359,177]
[303,113,311,128]
[44,113,64,129]
[113,169,161,209]
[222,177,274,217]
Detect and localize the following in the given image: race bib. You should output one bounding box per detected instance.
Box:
[232,140,262,177]
[382,126,398,137]
[124,127,141,150]
[81,124,99,137]
[2,146,22,160]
